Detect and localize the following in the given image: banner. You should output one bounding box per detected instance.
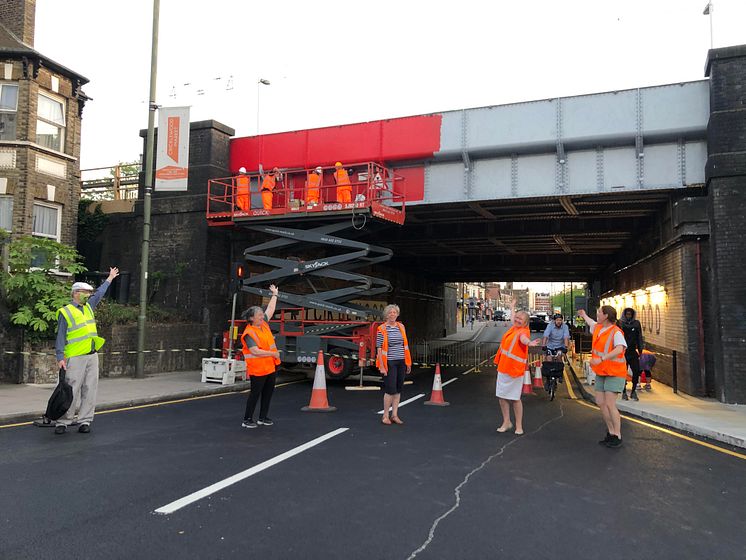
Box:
[155,106,190,191]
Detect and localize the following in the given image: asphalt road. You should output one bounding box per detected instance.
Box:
[1,323,745,560]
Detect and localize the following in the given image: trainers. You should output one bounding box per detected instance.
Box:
[54,425,66,435]
[621,391,629,400]
[598,432,611,445]
[257,418,274,426]
[78,424,91,433]
[644,384,652,392]
[630,391,639,401]
[605,435,623,448]
[241,420,257,429]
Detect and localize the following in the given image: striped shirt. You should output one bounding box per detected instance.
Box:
[376,324,406,361]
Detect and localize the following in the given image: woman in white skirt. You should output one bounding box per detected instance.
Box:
[493,298,540,434]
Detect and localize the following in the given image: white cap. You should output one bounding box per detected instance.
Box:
[71,282,94,293]
[238,167,247,173]
[315,167,322,173]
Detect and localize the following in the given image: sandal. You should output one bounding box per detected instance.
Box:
[496,423,513,433]
[391,416,404,425]
[382,417,392,425]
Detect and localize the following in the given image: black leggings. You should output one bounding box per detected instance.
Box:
[625,350,641,391]
[383,360,407,395]
[244,372,276,421]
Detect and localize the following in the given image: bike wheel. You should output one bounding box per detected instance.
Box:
[549,378,557,401]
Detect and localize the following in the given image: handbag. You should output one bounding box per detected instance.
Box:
[45,368,74,421]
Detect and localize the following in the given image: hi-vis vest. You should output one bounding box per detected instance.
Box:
[241,321,281,376]
[236,175,250,211]
[376,322,412,371]
[261,175,276,192]
[493,326,529,377]
[333,169,352,191]
[591,323,627,377]
[307,172,321,201]
[57,303,105,359]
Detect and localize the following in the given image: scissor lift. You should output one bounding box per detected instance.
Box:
[206,162,406,379]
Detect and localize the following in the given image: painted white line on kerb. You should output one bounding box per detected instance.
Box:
[377,393,426,414]
[154,427,349,515]
[442,378,458,387]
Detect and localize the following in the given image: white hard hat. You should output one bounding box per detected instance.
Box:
[238,167,247,173]
[71,282,94,293]
[315,167,322,173]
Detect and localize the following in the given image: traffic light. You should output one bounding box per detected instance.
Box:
[230,261,247,294]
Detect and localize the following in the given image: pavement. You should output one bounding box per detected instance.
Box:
[568,357,746,449]
[1,322,744,560]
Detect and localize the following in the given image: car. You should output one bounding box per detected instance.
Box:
[529,315,548,332]
[494,310,506,321]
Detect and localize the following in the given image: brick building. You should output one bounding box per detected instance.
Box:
[0,0,89,247]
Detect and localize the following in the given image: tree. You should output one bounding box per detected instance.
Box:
[551,286,587,323]
[0,235,86,339]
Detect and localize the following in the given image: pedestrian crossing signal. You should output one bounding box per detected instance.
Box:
[231,261,247,294]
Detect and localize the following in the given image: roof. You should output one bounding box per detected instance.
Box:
[0,21,89,85]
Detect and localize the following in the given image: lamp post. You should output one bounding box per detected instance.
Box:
[703,2,713,49]
[256,78,270,134]
[136,0,160,379]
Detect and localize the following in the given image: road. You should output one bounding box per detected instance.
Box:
[1,323,744,560]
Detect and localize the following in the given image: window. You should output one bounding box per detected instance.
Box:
[31,201,61,268]
[0,82,18,141]
[0,194,12,231]
[37,93,65,151]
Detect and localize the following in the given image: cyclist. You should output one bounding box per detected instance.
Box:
[541,313,570,392]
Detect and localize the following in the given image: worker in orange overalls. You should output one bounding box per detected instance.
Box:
[235,167,250,212]
[260,167,279,210]
[307,167,322,208]
[333,162,352,204]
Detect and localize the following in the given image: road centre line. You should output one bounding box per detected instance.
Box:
[573,399,746,460]
[0,379,308,430]
[442,378,458,387]
[377,393,426,414]
[154,427,349,515]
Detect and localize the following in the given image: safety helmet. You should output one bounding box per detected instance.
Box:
[335,161,343,167]
[315,166,322,173]
[553,313,563,319]
[238,167,247,173]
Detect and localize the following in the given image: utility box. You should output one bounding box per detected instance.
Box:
[201,358,246,385]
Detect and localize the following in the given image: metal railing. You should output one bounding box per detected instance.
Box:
[81,164,140,201]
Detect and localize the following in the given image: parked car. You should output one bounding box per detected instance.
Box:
[529,315,548,332]
[494,310,506,321]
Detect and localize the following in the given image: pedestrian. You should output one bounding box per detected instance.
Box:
[240,284,281,429]
[333,161,353,204]
[619,307,644,401]
[376,304,412,426]
[639,349,657,391]
[307,166,322,208]
[235,166,250,212]
[578,306,627,448]
[260,167,280,210]
[494,298,540,435]
[54,267,119,435]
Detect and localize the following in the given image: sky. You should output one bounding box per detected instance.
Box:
[34,0,746,173]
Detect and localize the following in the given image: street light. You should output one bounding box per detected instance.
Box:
[703,2,713,49]
[256,78,271,134]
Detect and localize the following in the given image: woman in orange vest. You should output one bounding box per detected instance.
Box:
[235,167,250,212]
[307,167,322,207]
[261,167,279,210]
[376,304,412,426]
[578,306,628,448]
[240,284,281,429]
[493,298,540,435]
[333,162,352,204]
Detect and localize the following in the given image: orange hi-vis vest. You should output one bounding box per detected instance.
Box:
[307,172,321,202]
[493,326,530,377]
[236,175,250,211]
[334,168,351,191]
[376,322,412,371]
[241,321,281,376]
[261,175,276,192]
[591,323,627,377]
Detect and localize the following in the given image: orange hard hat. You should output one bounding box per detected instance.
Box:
[335,161,343,167]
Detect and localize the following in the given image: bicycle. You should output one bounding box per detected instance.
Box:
[541,347,566,401]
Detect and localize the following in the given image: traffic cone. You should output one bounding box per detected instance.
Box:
[302,351,337,412]
[424,363,450,406]
[640,371,647,384]
[521,368,534,395]
[532,362,544,389]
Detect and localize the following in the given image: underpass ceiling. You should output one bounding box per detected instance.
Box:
[367,189,690,282]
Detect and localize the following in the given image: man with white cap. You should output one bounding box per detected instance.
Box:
[54,267,119,435]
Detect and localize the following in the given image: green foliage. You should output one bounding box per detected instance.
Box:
[110,161,140,178]
[551,287,587,320]
[1,236,87,339]
[94,301,185,327]
[77,199,109,242]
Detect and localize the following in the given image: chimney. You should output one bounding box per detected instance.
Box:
[0,0,36,47]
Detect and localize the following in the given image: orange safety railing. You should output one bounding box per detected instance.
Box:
[206,162,406,226]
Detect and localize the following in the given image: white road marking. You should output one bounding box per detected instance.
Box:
[154,427,349,515]
[377,393,426,414]
[442,378,457,387]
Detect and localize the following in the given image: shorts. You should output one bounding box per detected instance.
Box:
[496,372,523,401]
[595,375,626,393]
[383,359,407,395]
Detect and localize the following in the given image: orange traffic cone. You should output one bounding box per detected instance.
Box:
[302,351,337,412]
[424,363,450,406]
[521,368,534,395]
[532,362,544,389]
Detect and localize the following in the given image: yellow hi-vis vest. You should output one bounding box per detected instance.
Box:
[57,303,105,359]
